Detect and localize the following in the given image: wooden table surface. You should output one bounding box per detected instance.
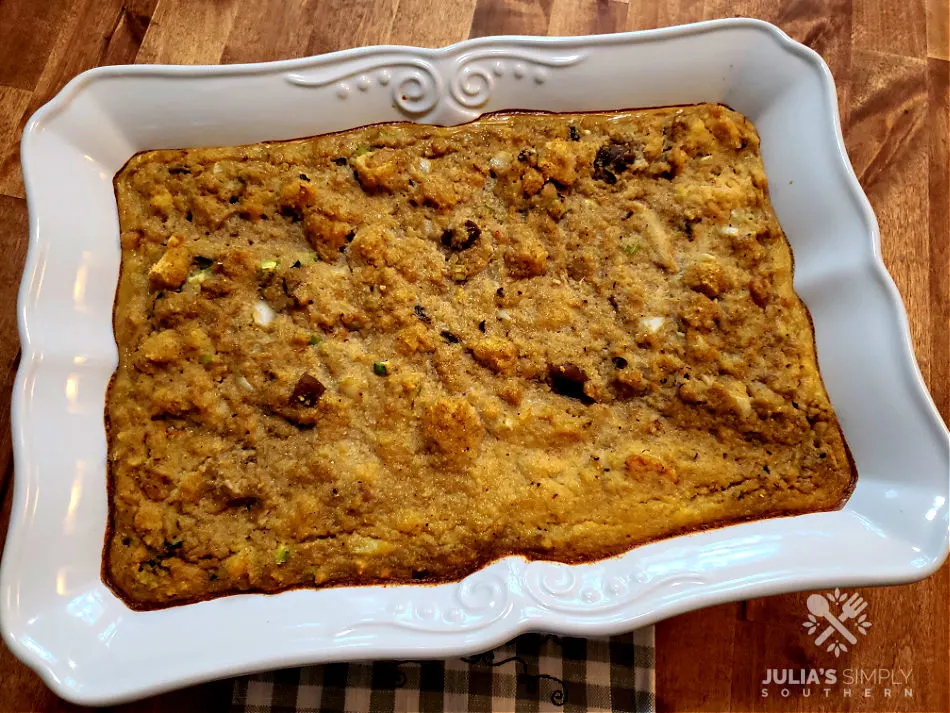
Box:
[0,0,947,711]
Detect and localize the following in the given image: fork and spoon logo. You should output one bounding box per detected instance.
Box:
[802,588,872,657]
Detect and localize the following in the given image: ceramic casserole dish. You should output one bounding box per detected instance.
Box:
[2,18,948,705]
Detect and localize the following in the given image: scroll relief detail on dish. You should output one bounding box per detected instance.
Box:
[285,50,587,116]
[523,562,709,614]
[347,571,511,634]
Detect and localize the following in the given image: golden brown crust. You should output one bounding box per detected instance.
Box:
[104,104,856,610]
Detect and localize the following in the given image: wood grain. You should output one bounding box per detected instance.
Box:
[547,0,629,37]
[0,0,947,711]
[470,0,553,38]
[926,0,949,60]
[101,0,160,67]
[221,0,325,64]
[929,56,950,422]
[0,0,71,90]
[135,0,239,64]
[0,196,27,494]
[626,0,704,30]
[301,0,400,56]
[654,603,739,711]
[853,0,927,58]
[0,86,30,200]
[388,0,478,46]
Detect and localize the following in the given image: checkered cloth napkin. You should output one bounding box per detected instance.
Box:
[231,628,654,713]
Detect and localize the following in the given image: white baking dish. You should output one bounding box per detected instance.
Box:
[3,18,947,705]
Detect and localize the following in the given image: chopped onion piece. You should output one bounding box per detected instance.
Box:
[641,316,665,333]
[489,152,511,171]
[338,376,363,398]
[187,268,210,285]
[253,301,276,327]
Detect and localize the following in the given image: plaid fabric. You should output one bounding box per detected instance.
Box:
[231,628,654,713]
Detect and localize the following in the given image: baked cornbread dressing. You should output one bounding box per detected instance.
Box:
[106,104,855,608]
